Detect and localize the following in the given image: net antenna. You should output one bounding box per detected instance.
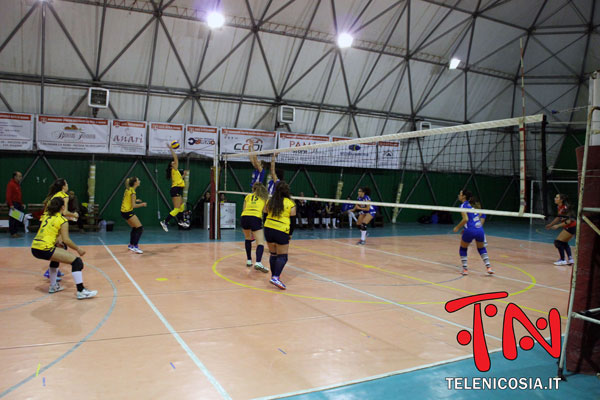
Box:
[518,38,527,215]
[220,115,546,221]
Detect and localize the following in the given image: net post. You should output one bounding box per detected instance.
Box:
[209,166,216,240]
[541,114,549,218]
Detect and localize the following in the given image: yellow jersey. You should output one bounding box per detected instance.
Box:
[171,169,185,188]
[31,212,67,251]
[264,197,295,234]
[241,193,266,218]
[121,187,136,212]
[43,191,69,215]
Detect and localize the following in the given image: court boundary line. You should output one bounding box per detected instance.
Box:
[0,264,117,398]
[252,347,505,400]
[99,239,232,400]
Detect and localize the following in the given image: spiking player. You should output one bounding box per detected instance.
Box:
[248,139,265,189]
[453,189,493,275]
[352,187,376,245]
[267,154,284,196]
[160,142,188,231]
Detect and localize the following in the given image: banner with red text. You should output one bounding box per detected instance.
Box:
[276,132,331,165]
[109,120,147,155]
[0,113,34,150]
[36,115,109,153]
[220,128,276,161]
[185,125,218,158]
[148,122,184,155]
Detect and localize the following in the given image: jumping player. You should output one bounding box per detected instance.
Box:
[248,139,265,189]
[32,197,97,299]
[241,182,269,272]
[263,181,296,290]
[160,143,188,231]
[453,189,493,275]
[121,176,147,253]
[546,193,575,266]
[352,187,376,245]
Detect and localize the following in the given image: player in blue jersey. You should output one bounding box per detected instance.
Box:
[267,154,284,196]
[352,187,376,245]
[248,139,265,189]
[453,190,493,275]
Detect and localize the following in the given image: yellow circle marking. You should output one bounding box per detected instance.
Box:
[213,245,559,317]
[156,278,168,282]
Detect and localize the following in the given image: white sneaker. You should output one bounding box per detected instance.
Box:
[254,262,269,273]
[132,246,143,254]
[49,283,65,293]
[554,260,568,266]
[246,260,253,267]
[77,288,98,300]
[128,245,136,252]
[177,220,188,227]
[160,221,169,232]
[567,258,574,265]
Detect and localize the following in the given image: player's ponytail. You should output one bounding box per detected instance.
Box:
[267,181,290,217]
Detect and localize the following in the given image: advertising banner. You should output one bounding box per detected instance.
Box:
[185,125,218,158]
[276,132,331,165]
[220,128,276,161]
[148,122,184,155]
[36,115,109,153]
[109,120,147,155]
[0,113,34,150]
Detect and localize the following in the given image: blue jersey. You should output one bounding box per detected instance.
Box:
[267,179,279,196]
[342,203,353,212]
[358,195,376,216]
[461,201,483,230]
[251,169,265,189]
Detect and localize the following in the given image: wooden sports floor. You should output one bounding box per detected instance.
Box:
[1,223,596,399]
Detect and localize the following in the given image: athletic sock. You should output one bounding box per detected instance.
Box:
[49,268,58,286]
[130,228,135,246]
[269,253,278,276]
[360,230,367,241]
[565,244,572,258]
[459,247,468,268]
[245,240,252,261]
[256,245,264,263]
[477,247,490,266]
[76,283,85,292]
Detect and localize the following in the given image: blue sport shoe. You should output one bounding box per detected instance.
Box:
[44,269,62,281]
[269,277,286,290]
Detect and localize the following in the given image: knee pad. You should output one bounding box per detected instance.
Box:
[137,226,144,234]
[50,261,59,269]
[71,257,84,272]
[477,247,487,255]
[360,224,367,231]
[459,247,468,257]
[554,240,564,249]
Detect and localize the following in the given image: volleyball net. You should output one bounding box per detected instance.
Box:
[216,114,548,229]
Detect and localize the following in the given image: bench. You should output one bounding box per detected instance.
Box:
[0,204,8,232]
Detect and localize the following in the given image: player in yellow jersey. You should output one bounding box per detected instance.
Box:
[31,197,97,299]
[160,143,188,232]
[263,181,296,290]
[121,176,147,254]
[241,182,269,272]
[42,179,80,280]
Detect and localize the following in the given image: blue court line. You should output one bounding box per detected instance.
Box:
[0,264,117,398]
[98,238,232,400]
[0,294,50,312]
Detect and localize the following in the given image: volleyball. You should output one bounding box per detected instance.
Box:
[348,144,361,151]
[170,140,180,149]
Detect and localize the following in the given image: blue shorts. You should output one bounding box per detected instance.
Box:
[461,228,485,243]
[241,216,262,231]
